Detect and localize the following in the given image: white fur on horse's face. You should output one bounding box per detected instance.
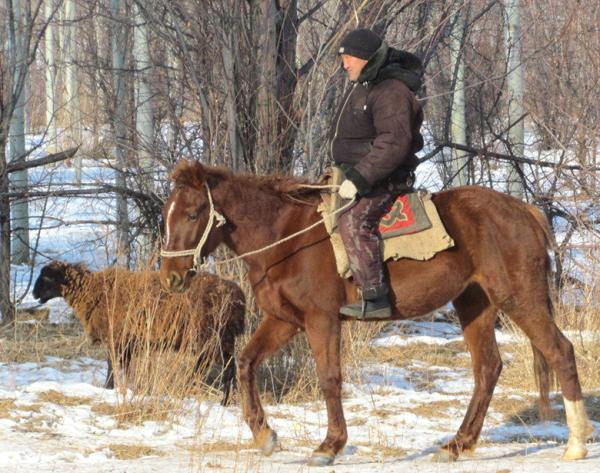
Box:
[165,199,176,246]
[563,398,593,460]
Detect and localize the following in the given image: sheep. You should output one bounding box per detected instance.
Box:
[32,260,245,405]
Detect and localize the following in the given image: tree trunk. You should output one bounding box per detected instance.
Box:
[275,0,298,173]
[253,0,298,174]
[45,0,58,153]
[64,0,82,184]
[111,0,130,265]
[221,1,244,171]
[449,4,469,186]
[505,0,525,198]
[133,1,155,259]
[0,130,14,322]
[9,0,30,264]
[0,154,14,321]
[254,0,278,174]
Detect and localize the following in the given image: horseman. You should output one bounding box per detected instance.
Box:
[332,28,425,319]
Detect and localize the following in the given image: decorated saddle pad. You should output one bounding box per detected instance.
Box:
[379,193,432,238]
[317,168,455,279]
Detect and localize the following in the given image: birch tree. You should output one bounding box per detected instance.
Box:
[504,0,525,197]
[44,0,58,152]
[448,3,469,186]
[63,0,82,183]
[9,0,30,264]
[110,0,130,264]
[133,0,154,255]
[1,0,54,321]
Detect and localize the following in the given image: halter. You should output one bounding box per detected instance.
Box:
[160,182,226,271]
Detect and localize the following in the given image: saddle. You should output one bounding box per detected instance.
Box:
[317,167,454,279]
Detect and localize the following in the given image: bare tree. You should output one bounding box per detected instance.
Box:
[110,0,130,265]
[0,0,56,321]
[504,0,525,197]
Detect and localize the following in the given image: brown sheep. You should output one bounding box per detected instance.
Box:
[32,260,245,405]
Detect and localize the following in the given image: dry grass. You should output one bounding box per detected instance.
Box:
[91,399,185,427]
[104,443,164,460]
[0,321,105,363]
[489,394,541,424]
[184,440,254,454]
[0,398,16,418]
[13,403,44,414]
[36,390,93,406]
[369,340,468,369]
[406,400,466,418]
[15,413,56,433]
[352,440,408,459]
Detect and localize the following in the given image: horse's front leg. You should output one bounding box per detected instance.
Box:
[305,314,346,466]
[237,315,299,455]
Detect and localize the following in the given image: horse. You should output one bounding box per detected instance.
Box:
[159,159,593,466]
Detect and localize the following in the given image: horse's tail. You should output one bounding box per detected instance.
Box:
[525,203,557,420]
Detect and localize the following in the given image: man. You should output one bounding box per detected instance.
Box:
[331,28,424,319]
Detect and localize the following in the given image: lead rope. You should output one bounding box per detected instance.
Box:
[160,183,354,271]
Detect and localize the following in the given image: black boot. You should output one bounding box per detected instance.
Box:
[340,286,392,319]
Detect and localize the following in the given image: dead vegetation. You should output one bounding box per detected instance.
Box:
[104,443,164,460]
[0,320,104,363]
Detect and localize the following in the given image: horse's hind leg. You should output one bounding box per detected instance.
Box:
[504,295,593,460]
[237,315,299,456]
[433,284,502,462]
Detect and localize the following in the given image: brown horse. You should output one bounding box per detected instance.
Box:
[159,159,593,466]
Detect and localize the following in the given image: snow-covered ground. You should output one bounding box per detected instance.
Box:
[0,323,599,473]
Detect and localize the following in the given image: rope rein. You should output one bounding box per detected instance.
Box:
[160,182,353,271]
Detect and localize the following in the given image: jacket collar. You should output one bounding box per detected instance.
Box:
[357,42,389,84]
[355,42,424,93]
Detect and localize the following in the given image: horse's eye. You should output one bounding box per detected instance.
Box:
[187,213,198,221]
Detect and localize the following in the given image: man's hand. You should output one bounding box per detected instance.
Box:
[338,179,358,199]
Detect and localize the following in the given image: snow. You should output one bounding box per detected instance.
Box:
[1,327,599,472]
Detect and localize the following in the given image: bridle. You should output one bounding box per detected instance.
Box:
[160,182,226,271]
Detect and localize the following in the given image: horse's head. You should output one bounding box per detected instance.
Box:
[160,160,226,292]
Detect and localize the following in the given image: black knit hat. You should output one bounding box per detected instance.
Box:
[339,28,382,60]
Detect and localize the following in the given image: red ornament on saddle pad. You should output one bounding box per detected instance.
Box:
[379,192,432,239]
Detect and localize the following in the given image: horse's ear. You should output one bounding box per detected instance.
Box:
[171,159,207,189]
[206,172,221,189]
[189,160,222,189]
[188,160,208,188]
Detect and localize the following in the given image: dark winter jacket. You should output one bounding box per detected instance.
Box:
[331,43,424,195]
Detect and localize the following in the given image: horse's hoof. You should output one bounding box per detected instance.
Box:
[257,429,278,457]
[307,452,335,467]
[431,448,458,462]
[563,443,587,461]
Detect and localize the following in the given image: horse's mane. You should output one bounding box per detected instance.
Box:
[171,160,321,202]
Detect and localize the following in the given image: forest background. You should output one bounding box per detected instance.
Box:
[0,0,598,322]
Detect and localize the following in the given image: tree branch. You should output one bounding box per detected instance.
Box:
[420,142,600,172]
[6,147,79,174]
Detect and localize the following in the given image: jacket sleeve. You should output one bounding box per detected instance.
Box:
[348,81,416,194]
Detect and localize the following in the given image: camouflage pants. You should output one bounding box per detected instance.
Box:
[338,189,395,299]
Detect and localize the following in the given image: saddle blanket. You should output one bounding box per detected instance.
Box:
[317,169,455,279]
